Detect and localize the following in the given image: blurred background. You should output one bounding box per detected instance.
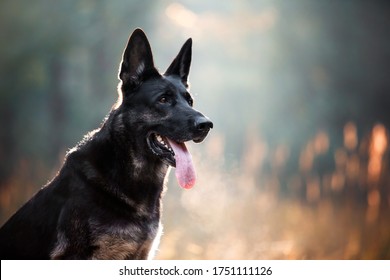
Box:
[1,0,390,259]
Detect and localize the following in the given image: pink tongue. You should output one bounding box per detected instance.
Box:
[166,139,196,189]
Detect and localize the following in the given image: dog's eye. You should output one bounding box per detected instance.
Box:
[159,96,168,104]
[188,98,193,107]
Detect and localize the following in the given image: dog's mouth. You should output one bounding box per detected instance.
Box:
[147,132,196,189]
[147,133,176,166]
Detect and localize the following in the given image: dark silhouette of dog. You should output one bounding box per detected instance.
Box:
[0,28,213,259]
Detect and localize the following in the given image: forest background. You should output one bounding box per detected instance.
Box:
[0,0,389,259]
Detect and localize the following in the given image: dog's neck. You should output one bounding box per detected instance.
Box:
[65,115,169,214]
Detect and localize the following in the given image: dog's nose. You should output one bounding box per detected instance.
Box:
[194,116,213,132]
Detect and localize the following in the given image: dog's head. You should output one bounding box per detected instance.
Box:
[115,29,213,189]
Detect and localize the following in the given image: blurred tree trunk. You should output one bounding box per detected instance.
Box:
[91,1,109,102]
[0,105,15,185]
[48,57,66,162]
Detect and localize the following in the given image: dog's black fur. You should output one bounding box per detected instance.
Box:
[0,29,212,259]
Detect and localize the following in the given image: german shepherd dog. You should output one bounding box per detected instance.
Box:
[0,29,213,259]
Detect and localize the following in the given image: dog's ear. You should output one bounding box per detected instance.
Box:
[165,38,192,87]
[118,29,158,91]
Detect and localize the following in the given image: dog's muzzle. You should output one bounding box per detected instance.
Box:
[146,114,213,189]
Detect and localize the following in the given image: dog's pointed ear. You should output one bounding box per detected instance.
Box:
[165,38,192,87]
[118,29,157,91]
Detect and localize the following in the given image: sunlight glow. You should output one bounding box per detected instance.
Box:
[365,124,387,223]
[344,122,358,150]
[314,131,329,155]
[367,189,381,207]
[166,3,198,29]
[300,131,329,173]
[306,176,321,202]
[368,124,387,183]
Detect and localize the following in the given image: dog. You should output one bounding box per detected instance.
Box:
[0,28,213,259]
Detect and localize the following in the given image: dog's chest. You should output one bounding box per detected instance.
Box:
[91,219,162,260]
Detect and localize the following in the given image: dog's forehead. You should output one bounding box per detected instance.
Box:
[162,75,188,92]
[142,78,182,94]
[132,76,188,102]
